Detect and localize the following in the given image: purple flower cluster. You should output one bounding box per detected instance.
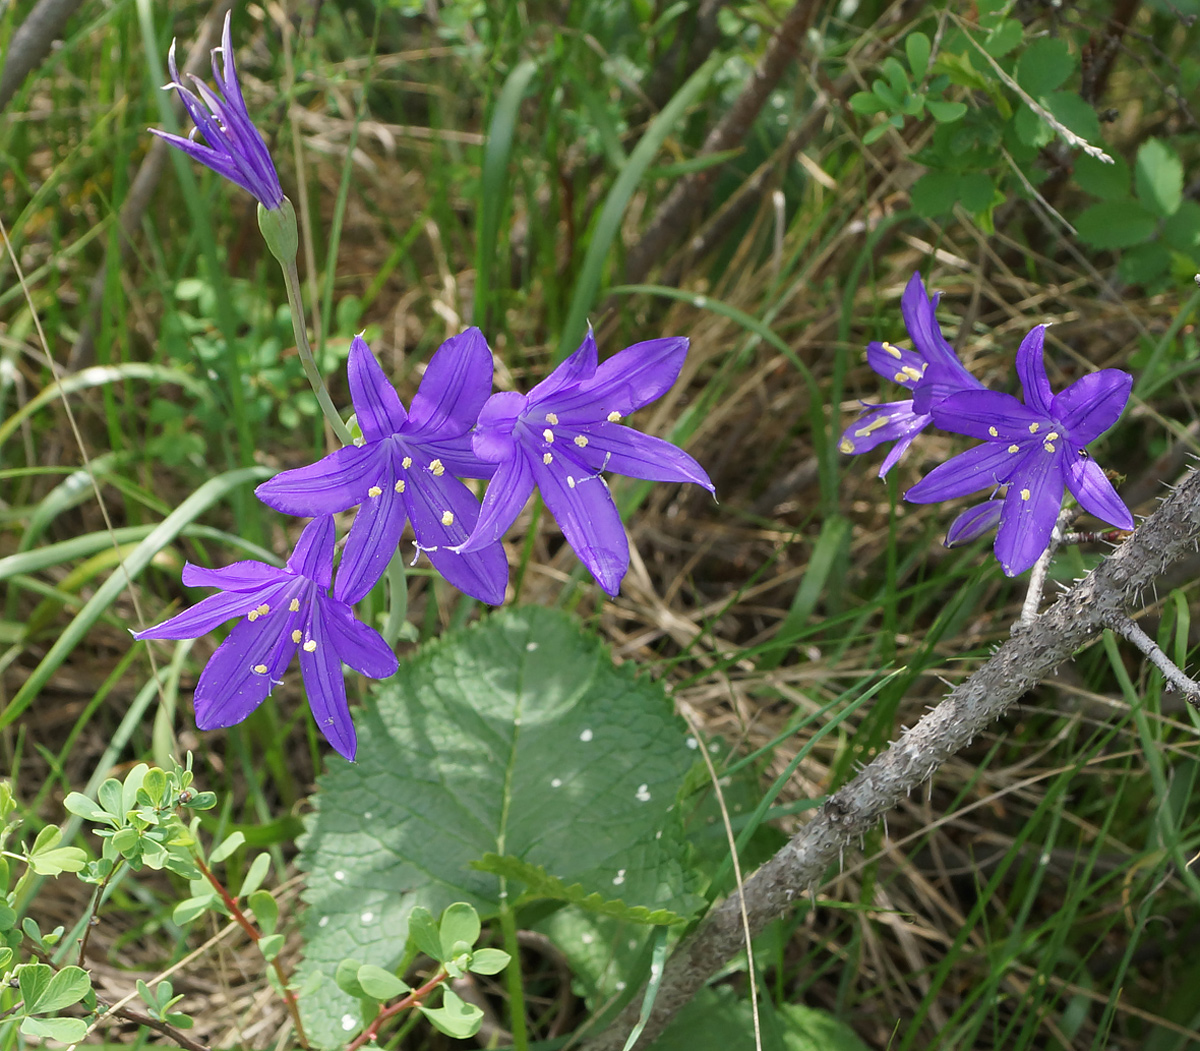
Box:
[136,329,711,758]
[841,274,1133,576]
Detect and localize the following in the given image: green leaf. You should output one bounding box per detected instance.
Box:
[1045,91,1100,142]
[1164,200,1200,252]
[407,907,444,962]
[63,792,112,825]
[419,988,483,1041]
[32,966,91,1013]
[209,830,245,865]
[248,889,279,936]
[1118,241,1171,286]
[862,123,891,146]
[881,57,908,97]
[18,962,53,1010]
[20,1016,89,1044]
[1074,153,1131,200]
[356,964,410,1001]
[848,91,886,115]
[926,99,967,123]
[297,608,701,1048]
[334,958,367,999]
[535,909,650,1008]
[258,934,285,963]
[141,766,167,806]
[473,854,690,925]
[438,903,481,960]
[97,778,124,820]
[1135,138,1184,218]
[983,18,1023,57]
[1074,200,1158,249]
[466,948,510,976]
[905,32,930,79]
[27,826,87,875]
[238,852,271,899]
[909,170,961,218]
[172,895,216,925]
[0,946,12,971]
[1015,36,1075,97]
[0,900,15,931]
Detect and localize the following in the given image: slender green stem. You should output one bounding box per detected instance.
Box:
[383,551,409,647]
[498,886,529,1051]
[279,259,353,446]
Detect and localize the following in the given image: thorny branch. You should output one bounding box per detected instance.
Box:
[581,467,1200,1051]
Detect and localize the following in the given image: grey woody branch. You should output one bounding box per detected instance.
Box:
[582,466,1200,1051]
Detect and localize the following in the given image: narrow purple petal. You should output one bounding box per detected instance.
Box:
[910,360,985,415]
[1015,326,1053,415]
[1054,370,1132,445]
[573,423,714,490]
[181,560,284,591]
[527,329,598,403]
[930,390,1043,441]
[839,402,929,457]
[472,392,527,464]
[332,485,407,605]
[286,516,336,588]
[148,129,257,197]
[403,471,509,604]
[945,499,1004,547]
[866,340,926,390]
[298,608,357,761]
[900,273,960,370]
[551,337,688,419]
[878,432,920,478]
[191,611,299,729]
[255,443,387,517]
[994,447,1066,575]
[905,441,1025,503]
[405,328,494,438]
[533,455,629,595]
[348,336,407,441]
[1065,457,1134,530]
[319,598,399,680]
[456,453,536,552]
[133,587,277,641]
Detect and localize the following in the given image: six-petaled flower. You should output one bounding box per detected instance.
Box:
[906,325,1133,576]
[132,516,398,761]
[839,272,985,476]
[152,12,285,210]
[455,331,714,595]
[255,330,509,605]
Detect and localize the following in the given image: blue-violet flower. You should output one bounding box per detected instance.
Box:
[906,325,1133,576]
[132,515,397,761]
[839,272,986,476]
[455,330,714,596]
[152,12,285,211]
[255,329,509,605]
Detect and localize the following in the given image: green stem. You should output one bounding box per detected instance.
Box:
[279,258,353,446]
[383,550,409,647]
[498,886,529,1051]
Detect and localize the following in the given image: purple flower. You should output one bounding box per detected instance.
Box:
[455,331,714,596]
[944,499,1004,548]
[255,330,509,605]
[132,516,396,761]
[906,325,1134,576]
[839,273,985,476]
[151,12,284,210]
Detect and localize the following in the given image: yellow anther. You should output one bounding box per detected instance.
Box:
[292,629,302,643]
[289,599,300,612]
[441,510,454,526]
[567,476,577,489]
[893,371,909,383]
[1020,489,1031,501]
[882,342,903,359]
[988,427,998,437]
[303,639,317,652]
[543,452,553,464]
[1008,444,1020,454]
[1043,442,1056,453]
[1028,422,1040,434]
[247,610,259,622]
[368,485,383,498]
[574,435,588,447]
[854,417,890,438]
[607,411,621,423]
[395,479,406,493]
[901,365,923,382]
[546,412,559,424]
[1045,431,1060,442]
[543,428,554,443]
[253,663,269,674]
[839,438,854,454]
[402,456,413,469]
[430,459,445,476]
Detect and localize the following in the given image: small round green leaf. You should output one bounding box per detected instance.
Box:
[438,903,481,961]
[905,32,930,79]
[467,948,511,976]
[1135,138,1184,218]
[20,1016,89,1043]
[419,988,483,1041]
[248,890,279,936]
[356,964,410,1001]
[1074,200,1157,249]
